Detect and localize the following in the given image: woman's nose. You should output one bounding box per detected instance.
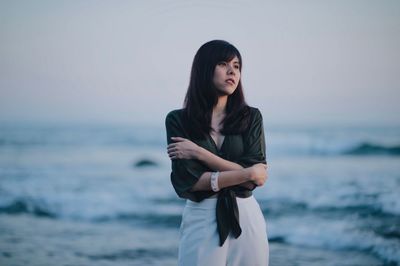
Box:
[227,65,234,75]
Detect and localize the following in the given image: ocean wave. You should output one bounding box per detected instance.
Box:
[267,214,400,265]
[268,140,400,157]
[4,196,398,235]
[342,142,400,156]
[1,197,399,264]
[75,248,175,261]
[0,124,165,149]
[260,198,400,221]
[93,212,181,228]
[0,198,182,228]
[2,124,400,157]
[0,199,56,218]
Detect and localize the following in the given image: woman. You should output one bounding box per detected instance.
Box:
[165,40,269,266]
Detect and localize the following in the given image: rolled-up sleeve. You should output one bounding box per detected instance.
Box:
[165,110,214,202]
[235,108,267,168]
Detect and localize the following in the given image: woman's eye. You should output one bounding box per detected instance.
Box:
[218,62,226,66]
[234,65,240,69]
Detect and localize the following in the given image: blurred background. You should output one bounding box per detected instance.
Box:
[0,1,399,265]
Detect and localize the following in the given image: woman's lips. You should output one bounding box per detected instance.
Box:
[225,79,235,85]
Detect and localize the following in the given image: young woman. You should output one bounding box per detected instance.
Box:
[165,40,269,266]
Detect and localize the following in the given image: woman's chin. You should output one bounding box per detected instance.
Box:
[217,88,236,96]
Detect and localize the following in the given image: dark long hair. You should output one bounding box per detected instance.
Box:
[183,40,252,139]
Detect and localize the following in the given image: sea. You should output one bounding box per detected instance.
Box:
[0,121,399,266]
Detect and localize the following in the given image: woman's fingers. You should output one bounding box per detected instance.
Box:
[168,150,179,159]
[167,144,177,151]
[167,137,197,160]
[171,137,186,142]
[167,137,184,156]
[167,143,182,159]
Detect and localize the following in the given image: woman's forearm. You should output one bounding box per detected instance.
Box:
[196,146,256,190]
[191,168,251,192]
[197,146,243,171]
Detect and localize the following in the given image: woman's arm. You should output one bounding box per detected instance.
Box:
[196,146,256,189]
[168,136,241,171]
[197,146,243,171]
[191,163,267,192]
[168,136,260,189]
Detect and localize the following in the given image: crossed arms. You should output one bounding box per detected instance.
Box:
[165,108,268,198]
[167,137,267,192]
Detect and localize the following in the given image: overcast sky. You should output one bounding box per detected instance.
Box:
[1,0,399,126]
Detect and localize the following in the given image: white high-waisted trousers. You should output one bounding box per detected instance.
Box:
[178,195,269,266]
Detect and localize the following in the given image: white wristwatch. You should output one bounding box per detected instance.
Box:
[210,171,220,192]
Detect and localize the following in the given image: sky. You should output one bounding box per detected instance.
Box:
[0,0,399,127]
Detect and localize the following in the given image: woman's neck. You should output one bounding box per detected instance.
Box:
[213,95,228,117]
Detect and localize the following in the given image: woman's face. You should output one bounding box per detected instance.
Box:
[212,55,241,96]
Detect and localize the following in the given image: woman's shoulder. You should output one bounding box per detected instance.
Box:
[247,105,260,113]
[245,106,263,131]
[165,108,184,127]
[247,106,262,120]
[166,108,185,120]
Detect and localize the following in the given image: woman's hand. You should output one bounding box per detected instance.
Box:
[246,163,268,186]
[167,137,201,160]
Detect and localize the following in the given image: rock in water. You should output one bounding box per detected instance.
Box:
[134,158,158,168]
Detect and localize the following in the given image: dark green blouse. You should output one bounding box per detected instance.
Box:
[165,106,267,245]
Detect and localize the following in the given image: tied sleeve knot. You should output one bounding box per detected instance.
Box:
[216,188,252,246]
